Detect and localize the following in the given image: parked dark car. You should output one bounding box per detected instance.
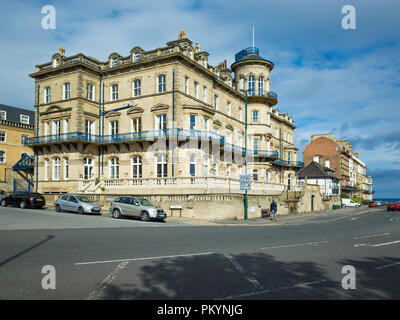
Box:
[1,192,46,209]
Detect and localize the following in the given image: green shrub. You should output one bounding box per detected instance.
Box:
[352,197,362,204]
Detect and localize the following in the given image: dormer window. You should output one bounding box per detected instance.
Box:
[187,49,193,59]
[202,59,206,68]
[111,58,118,67]
[133,52,140,62]
[53,58,60,68]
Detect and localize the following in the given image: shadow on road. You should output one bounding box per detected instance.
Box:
[98,252,400,300]
[0,235,54,267]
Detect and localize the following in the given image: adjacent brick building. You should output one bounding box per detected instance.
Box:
[303,133,373,201]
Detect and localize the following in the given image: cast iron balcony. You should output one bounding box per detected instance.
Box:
[246,89,278,106]
[274,159,304,167]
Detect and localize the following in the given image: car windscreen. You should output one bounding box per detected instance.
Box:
[138,199,152,206]
[76,196,92,203]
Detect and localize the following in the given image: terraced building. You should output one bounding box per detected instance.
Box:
[26,30,303,219]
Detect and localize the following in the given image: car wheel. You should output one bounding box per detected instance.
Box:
[140,211,150,222]
[112,208,121,219]
[20,201,27,209]
[78,207,85,215]
[55,204,61,212]
[1,199,7,207]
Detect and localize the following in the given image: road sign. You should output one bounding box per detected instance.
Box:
[240,174,251,191]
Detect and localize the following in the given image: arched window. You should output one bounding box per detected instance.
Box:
[258,77,264,96]
[156,154,167,178]
[52,157,60,180]
[158,74,166,93]
[83,158,93,180]
[248,76,255,96]
[109,157,119,179]
[240,78,245,91]
[132,156,142,178]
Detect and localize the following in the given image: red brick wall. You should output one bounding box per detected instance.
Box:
[303,137,345,180]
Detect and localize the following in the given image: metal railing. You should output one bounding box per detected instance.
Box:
[274,159,304,167]
[23,129,280,159]
[24,132,101,145]
[247,90,278,99]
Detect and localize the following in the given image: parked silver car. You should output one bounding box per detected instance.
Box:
[54,194,102,215]
[109,196,166,222]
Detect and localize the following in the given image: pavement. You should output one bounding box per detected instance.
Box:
[39,205,372,226]
[165,206,372,226]
[40,203,372,227]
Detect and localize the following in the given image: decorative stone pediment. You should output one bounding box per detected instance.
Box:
[127,106,144,115]
[46,105,62,112]
[151,104,169,112]
[225,124,234,131]
[41,105,71,116]
[182,104,215,116]
[105,111,121,118]
[213,119,222,127]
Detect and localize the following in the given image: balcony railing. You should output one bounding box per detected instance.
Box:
[254,150,279,158]
[24,132,101,145]
[91,176,286,193]
[274,159,304,167]
[247,90,278,100]
[24,129,279,159]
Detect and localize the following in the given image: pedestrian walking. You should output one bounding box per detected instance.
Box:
[270,200,277,221]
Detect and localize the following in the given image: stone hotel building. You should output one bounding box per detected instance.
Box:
[26,30,303,218]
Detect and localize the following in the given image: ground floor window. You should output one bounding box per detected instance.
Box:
[110,157,119,179]
[84,158,93,180]
[132,156,142,178]
[52,157,60,180]
[156,154,167,177]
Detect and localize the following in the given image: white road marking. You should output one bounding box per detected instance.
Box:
[327,216,352,222]
[86,260,129,300]
[215,279,328,300]
[354,243,370,248]
[76,252,215,265]
[261,241,328,250]
[354,233,390,240]
[372,240,400,247]
[224,253,264,290]
[375,262,400,270]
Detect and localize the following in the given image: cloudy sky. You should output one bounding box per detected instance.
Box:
[0,0,399,198]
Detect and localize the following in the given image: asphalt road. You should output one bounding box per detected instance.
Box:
[0,205,399,300]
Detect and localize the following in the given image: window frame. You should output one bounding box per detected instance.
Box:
[157,74,166,93]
